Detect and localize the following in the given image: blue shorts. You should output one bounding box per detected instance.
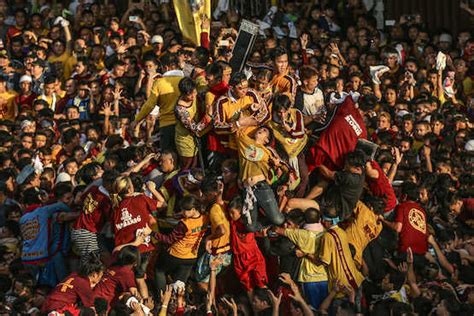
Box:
[302,281,329,310]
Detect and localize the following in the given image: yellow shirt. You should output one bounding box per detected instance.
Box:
[319,226,364,293]
[135,70,184,127]
[270,72,297,101]
[169,215,209,259]
[48,51,72,79]
[63,55,77,80]
[285,228,327,283]
[345,201,383,268]
[236,127,272,183]
[268,108,307,158]
[209,203,231,254]
[214,89,269,150]
[157,169,181,218]
[0,90,18,121]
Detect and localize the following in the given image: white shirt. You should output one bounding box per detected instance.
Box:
[302,87,325,116]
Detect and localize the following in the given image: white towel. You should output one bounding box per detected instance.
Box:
[370,65,390,85]
[436,51,446,71]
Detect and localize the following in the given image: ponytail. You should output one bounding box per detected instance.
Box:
[111,176,133,209]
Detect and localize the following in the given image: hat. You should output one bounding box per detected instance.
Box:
[0,50,7,58]
[16,165,35,185]
[151,35,163,44]
[21,120,34,130]
[396,110,410,118]
[439,33,452,43]
[39,5,51,13]
[465,140,474,152]
[19,75,32,83]
[56,172,72,184]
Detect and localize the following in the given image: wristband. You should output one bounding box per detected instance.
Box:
[235,121,241,128]
[162,305,168,309]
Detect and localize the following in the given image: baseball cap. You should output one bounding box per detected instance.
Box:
[20,120,34,130]
[439,33,452,43]
[0,50,8,58]
[151,35,163,44]
[19,75,32,83]
[465,140,474,152]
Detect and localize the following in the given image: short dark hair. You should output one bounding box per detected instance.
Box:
[272,46,288,60]
[62,128,79,144]
[79,253,105,277]
[200,176,219,195]
[345,149,367,168]
[179,195,201,212]
[304,208,320,224]
[78,162,101,185]
[363,194,386,215]
[228,196,243,211]
[54,182,73,199]
[273,94,291,111]
[160,53,179,68]
[194,47,210,68]
[253,288,272,306]
[229,72,247,87]
[103,169,120,187]
[178,77,196,96]
[299,65,319,81]
[401,181,419,201]
[115,246,140,267]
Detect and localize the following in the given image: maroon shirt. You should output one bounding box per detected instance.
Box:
[73,185,112,233]
[41,272,94,313]
[307,96,367,172]
[113,194,156,253]
[93,265,136,308]
[394,201,428,255]
[367,160,397,212]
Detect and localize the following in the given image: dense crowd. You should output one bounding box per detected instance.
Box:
[0,0,473,315]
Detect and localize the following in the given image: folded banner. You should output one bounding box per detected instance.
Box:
[173,0,211,46]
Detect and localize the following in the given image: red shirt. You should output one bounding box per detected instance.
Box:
[307,96,367,172]
[394,201,428,255]
[41,272,94,313]
[113,194,156,253]
[367,161,397,212]
[93,265,136,308]
[15,93,37,112]
[73,185,112,233]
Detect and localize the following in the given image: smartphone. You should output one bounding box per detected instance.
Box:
[385,20,396,26]
[211,21,223,28]
[129,16,139,22]
[219,40,230,47]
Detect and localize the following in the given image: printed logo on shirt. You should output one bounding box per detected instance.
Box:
[408,208,426,234]
[115,209,142,230]
[58,278,75,292]
[83,193,98,214]
[244,145,264,162]
[21,217,40,241]
[344,115,363,136]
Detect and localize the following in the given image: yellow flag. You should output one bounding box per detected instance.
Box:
[173,0,211,46]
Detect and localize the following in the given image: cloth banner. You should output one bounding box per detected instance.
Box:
[173,0,211,46]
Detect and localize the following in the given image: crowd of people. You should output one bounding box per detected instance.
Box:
[0,0,473,315]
